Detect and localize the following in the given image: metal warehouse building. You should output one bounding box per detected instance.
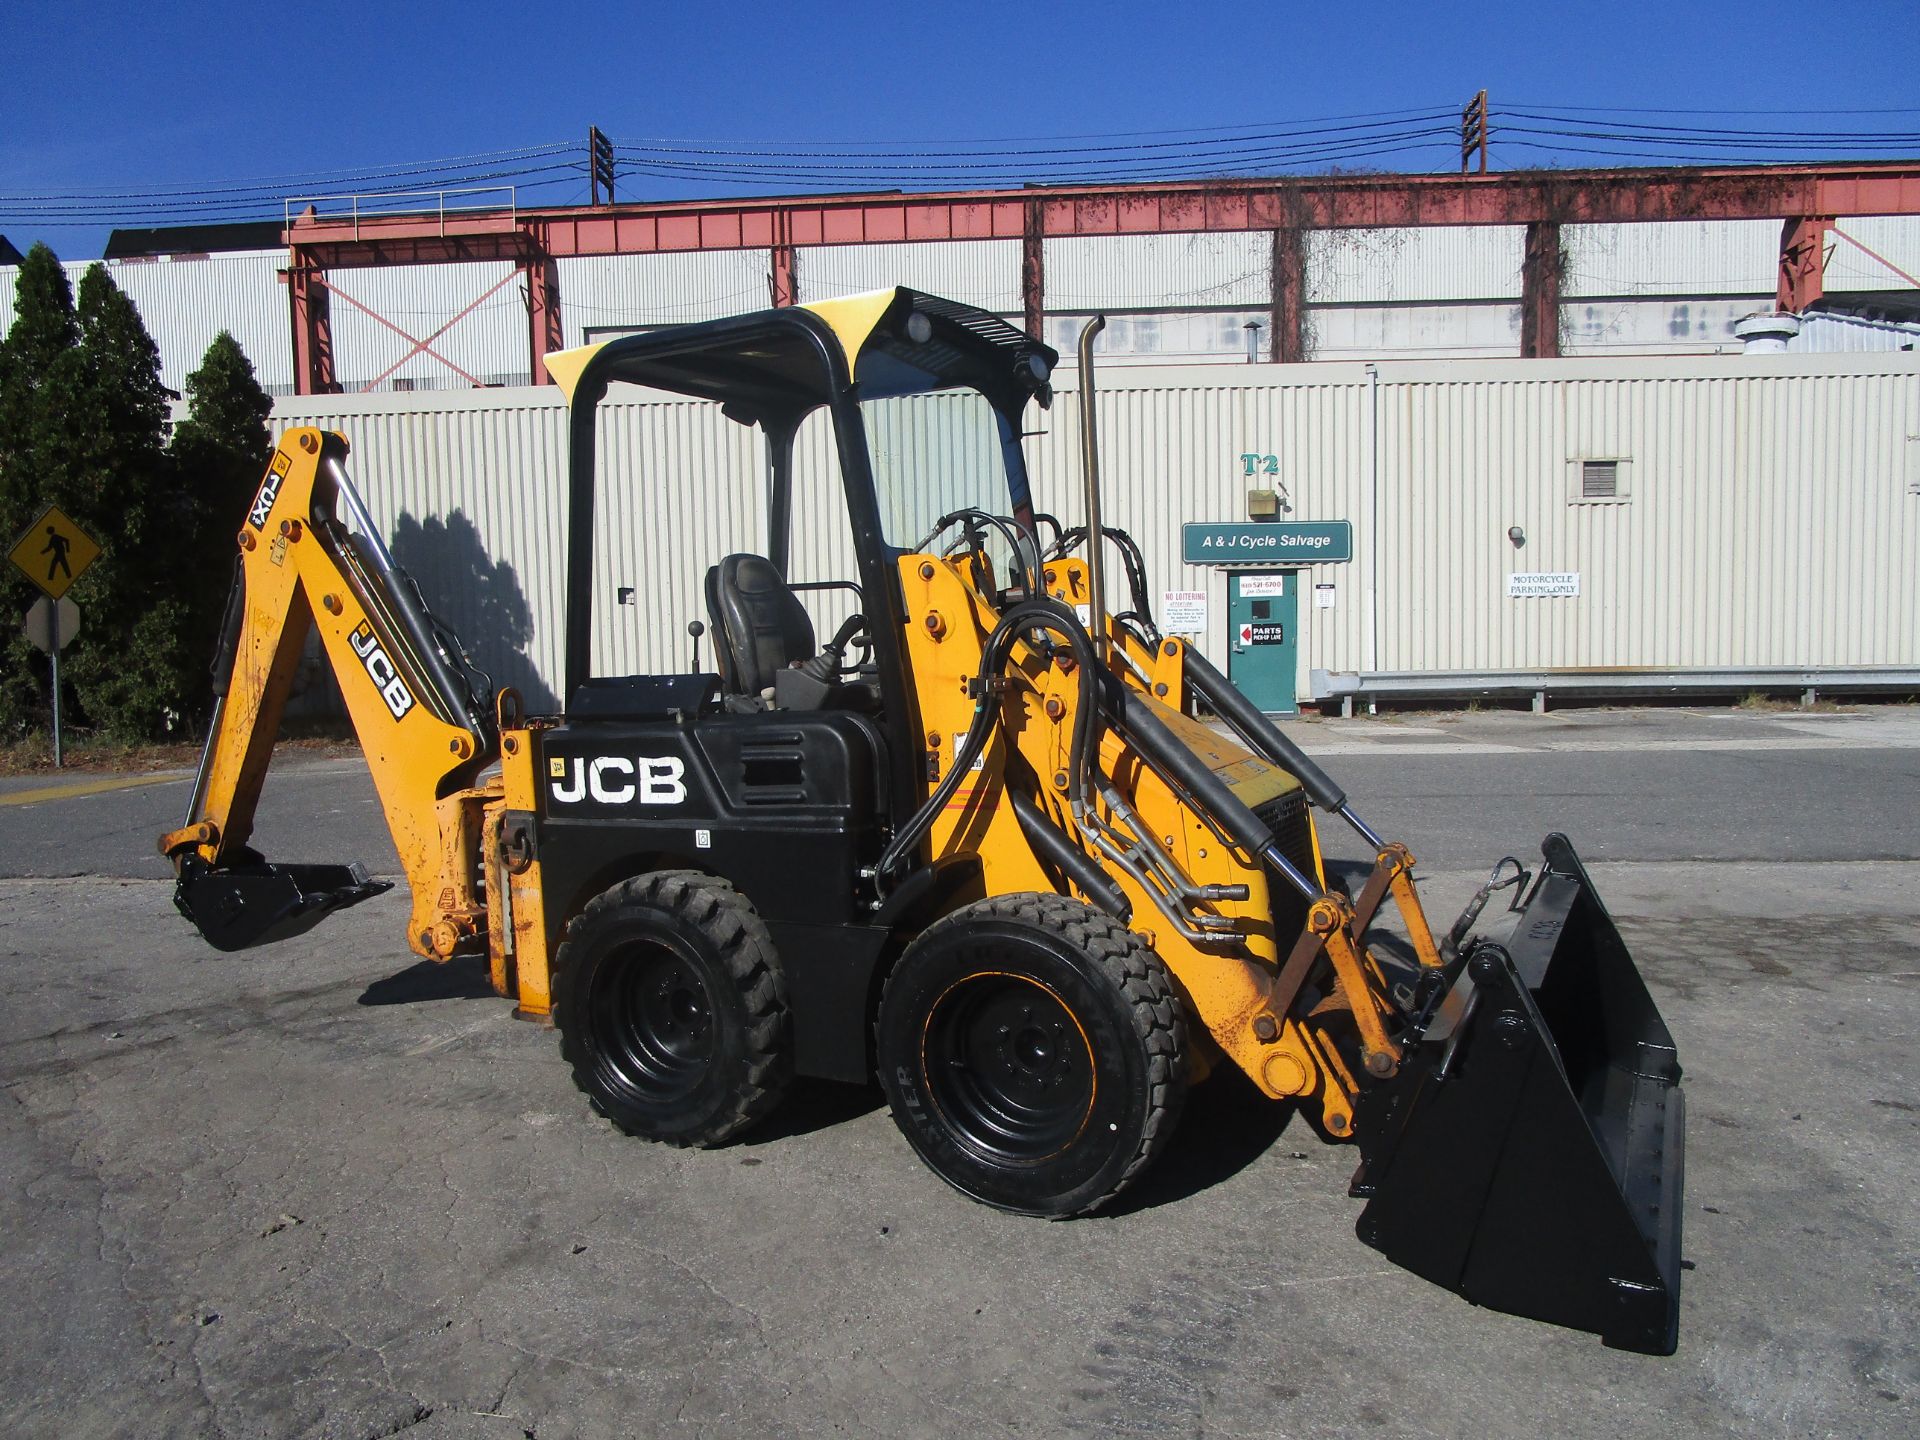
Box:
[6,165,1920,392]
[3,164,1917,708]
[264,346,1919,712]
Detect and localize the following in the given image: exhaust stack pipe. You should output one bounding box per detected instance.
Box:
[1075,316,1108,659]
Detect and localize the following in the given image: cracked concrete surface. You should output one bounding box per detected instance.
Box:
[3,715,1918,1438]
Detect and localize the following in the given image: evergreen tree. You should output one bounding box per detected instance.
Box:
[61,265,185,739]
[0,243,89,738]
[73,264,175,551]
[172,331,273,533]
[170,331,274,687]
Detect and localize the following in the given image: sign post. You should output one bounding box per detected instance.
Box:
[11,505,102,768]
[22,596,83,767]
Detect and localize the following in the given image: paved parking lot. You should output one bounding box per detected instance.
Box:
[2,706,1916,1439]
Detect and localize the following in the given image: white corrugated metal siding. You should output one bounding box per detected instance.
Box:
[1825,216,1920,291]
[268,388,570,704]
[1562,221,1778,298]
[0,251,292,393]
[271,351,1920,706]
[1044,233,1270,309]
[1308,226,1524,304]
[1308,303,1522,360]
[1041,310,1270,364]
[558,251,773,343]
[1561,298,1761,355]
[107,252,292,393]
[11,215,1912,395]
[1792,311,1920,353]
[323,260,530,390]
[798,240,1020,313]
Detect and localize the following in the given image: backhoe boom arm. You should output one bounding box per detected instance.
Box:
[161,429,496,956]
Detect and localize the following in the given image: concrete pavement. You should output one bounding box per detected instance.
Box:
[1,706,1916,1438]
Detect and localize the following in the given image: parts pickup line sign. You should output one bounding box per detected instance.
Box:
[1183,521,1352,565]
[9,505,100,600]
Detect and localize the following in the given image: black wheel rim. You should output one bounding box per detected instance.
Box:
[921,973,1095,1165]
[591,937,715,1103]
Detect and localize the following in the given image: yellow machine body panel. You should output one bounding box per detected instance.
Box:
[895,551,1356,1121]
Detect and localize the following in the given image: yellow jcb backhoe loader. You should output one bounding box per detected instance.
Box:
[161,288,1685,1353]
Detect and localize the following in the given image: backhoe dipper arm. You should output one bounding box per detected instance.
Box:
[161,429,495,956]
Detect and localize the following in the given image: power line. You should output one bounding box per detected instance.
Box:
[613,112,1457,163]
[0,143,581,203]
[1503,101,1920,117]
[611,105,1461,149]
[5,102,1919,237]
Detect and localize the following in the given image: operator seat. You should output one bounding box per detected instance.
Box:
[705,553,820,700]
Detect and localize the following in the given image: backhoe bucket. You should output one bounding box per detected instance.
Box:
[173,855,392,952]
[1350,834,1684,1354]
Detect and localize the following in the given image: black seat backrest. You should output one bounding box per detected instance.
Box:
[704,553,817,696]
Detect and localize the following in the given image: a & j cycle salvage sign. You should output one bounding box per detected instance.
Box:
[1182,521,1352,565]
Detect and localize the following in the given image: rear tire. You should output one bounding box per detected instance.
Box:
[553,871,790,1146]
[876,893,1188,1216]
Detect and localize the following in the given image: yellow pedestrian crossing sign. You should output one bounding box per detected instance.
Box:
[9,505,101,600]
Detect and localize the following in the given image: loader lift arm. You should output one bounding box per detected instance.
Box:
[161,429,499,958]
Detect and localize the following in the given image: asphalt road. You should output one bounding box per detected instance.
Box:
[2,706,1916,1439]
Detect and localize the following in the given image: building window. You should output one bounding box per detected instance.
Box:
[1569,457,1629,504]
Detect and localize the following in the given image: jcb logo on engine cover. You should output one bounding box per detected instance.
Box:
[548,755,687,807]
[248,451,293,531]
[348,620,416,720]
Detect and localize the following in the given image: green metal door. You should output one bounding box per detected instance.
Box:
[1227,570,1298,715]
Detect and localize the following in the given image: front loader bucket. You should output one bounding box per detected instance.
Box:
[173,855,392,952]
[1350,835,1685,1354]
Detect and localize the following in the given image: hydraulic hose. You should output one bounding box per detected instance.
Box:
[1009,788,1131,920]
[184,560,249,830]
[876,598,1100,883]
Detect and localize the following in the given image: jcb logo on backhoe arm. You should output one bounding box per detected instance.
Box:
[348,620,416,720]
[248,452,293,531]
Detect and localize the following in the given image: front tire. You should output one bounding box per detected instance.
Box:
[553,871,790,1147]
[876,894,1188,1216]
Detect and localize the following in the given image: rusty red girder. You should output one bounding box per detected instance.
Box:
[284,164,1920,268]
[1777,215,1833,312]
[279,163,1920,391]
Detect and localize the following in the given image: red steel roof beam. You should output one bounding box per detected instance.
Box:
[281,166,1920,272]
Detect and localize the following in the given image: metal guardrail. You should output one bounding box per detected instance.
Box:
[283,187,518,241]
[1309,666,1920,715]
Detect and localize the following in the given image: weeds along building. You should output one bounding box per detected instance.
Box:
[3,166,1917,709]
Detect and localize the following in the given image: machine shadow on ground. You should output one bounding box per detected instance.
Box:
[1102,1069,1301,1216]
[357,954,499,1006]
[746,1078,888,1141]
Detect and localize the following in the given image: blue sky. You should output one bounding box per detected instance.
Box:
[4,0,1918,260]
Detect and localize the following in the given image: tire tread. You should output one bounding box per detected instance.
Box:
[553,869,790,1148]
[882,892,1188,1214]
